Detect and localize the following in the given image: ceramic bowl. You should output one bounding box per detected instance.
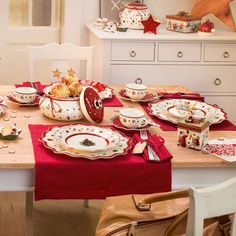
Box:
[10,87,37,104]
[125,83,148,100]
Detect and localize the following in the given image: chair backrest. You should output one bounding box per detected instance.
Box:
[186,177,236,236]
[28,43,93,82]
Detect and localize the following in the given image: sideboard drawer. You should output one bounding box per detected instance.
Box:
[158,43,201,62]
[110,65,236,93]
[111,42,155,61]
[204,43,236,62]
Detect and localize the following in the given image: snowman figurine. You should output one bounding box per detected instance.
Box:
[198,19,215,35]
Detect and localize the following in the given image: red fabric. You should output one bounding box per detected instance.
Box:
[29,124,172,201]
[133,134,172,162]
[102,95,123,107]
[159,92,205,102]
[15,81,47,95]
[141,103,236,131]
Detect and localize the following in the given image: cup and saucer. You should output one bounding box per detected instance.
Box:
[119,83,158,102]
[8,87,40,106]
[111,108,152,131]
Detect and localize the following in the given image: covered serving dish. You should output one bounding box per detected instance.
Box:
[119,0,150,29]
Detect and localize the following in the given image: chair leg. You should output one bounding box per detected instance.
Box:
[26,192,34,236]
[83,199,89,208]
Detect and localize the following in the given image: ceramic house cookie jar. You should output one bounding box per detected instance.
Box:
[177,116,209,150]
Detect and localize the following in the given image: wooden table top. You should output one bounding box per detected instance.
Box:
[0,85,236,169]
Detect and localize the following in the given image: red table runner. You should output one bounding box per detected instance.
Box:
[141,103,236,131]
[29,124,172,201]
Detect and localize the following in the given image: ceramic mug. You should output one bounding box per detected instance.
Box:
[125,83,148,100]
[11,87,37,104]
[119,108,148,129]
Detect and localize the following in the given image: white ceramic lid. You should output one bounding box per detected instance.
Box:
[119,108,144,118]
[80,86,104,123]
[126,83,147,90]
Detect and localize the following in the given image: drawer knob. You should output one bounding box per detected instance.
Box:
[223,51,229,58]
[130,50,137,58]
[214,78,222,86]
[135,78,142,84]
[177,51,183,58]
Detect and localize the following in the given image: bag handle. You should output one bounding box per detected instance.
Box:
[133,189,189,211]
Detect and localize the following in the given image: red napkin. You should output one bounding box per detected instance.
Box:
[15,81,47,95]
[29,124,172,200]
[133,133,173,162]
[102,95,123,107]
[159,92,205,102]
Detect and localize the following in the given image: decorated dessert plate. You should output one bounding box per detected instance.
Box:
[111,116,152,131]
[149,99,227,125]
[79,80,114,100]
[54,124,120,152]
[41,124,132,160]
[0,97,7,116]
[118,89,158,102]
[7,95,40,106]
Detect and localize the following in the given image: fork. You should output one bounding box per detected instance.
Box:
[140,130,160,162]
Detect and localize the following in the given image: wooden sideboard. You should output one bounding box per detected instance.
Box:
[88,24,236,123]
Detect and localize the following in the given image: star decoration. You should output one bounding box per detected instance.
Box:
[141,15,161,34]
[52,68,61,78]
[67,68,76,77]
[191,0,236,31]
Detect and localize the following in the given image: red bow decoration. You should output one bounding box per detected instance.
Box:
[141,15,161,34]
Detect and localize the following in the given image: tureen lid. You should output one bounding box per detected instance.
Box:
[126,1,148,10]
[80,87,104,123]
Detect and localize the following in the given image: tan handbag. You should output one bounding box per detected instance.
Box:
[96,190,231,236]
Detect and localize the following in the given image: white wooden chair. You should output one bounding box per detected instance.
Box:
[186,177,236,236]
[28,43,93,82]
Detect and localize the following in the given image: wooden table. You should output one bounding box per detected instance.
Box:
[1,85,236,234]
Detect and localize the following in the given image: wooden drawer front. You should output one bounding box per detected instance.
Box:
[111,42,155,61]
[205,95,236,123]
[110,65,236,93]
[158,43,201,62]
[204,43,236,62]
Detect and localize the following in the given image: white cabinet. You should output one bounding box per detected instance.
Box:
[88,25,236,123]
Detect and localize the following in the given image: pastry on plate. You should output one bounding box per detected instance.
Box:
[61,75,78,86]
[68,82,83,97]
[50,83,71,98]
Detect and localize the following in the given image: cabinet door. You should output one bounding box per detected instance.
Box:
[110,65,236,93]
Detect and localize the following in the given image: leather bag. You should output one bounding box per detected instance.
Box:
[96,190,231,236]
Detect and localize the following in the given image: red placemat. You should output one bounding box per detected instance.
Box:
[141,103,236,131]
[29,124,172,201]
[102,95,123,107]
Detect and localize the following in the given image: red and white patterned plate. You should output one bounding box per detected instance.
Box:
[7,95,40,106]
[118,89,158,102]
[149,99,227,125]
[40,124,132,160]
[111,116,152,131]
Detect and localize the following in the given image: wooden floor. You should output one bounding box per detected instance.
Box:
[0,192,104,236]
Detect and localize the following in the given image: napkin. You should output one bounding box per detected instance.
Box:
[133,133,173,162]
[159,92,205,102]
[15,81,47,95]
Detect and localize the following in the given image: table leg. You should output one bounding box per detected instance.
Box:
[26,191,33,236]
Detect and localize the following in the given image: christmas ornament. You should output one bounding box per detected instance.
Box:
[191,0,236,31]
[67,68,76,77]
[198,19,215,34]
[141,15,161,34]
[52,68,61,78]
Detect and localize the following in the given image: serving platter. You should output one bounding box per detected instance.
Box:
[79,80,114,100]
[149,99,227,125]
[118,89,158,102]
[41,124,132,160]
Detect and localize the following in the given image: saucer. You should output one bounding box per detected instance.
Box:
[7,95,40,106]
[111,116,152,131]
[118,89,158,102]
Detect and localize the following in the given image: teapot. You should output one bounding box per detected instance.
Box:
[119,0,150,30]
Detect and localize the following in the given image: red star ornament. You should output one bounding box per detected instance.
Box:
[141,15,161,34]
